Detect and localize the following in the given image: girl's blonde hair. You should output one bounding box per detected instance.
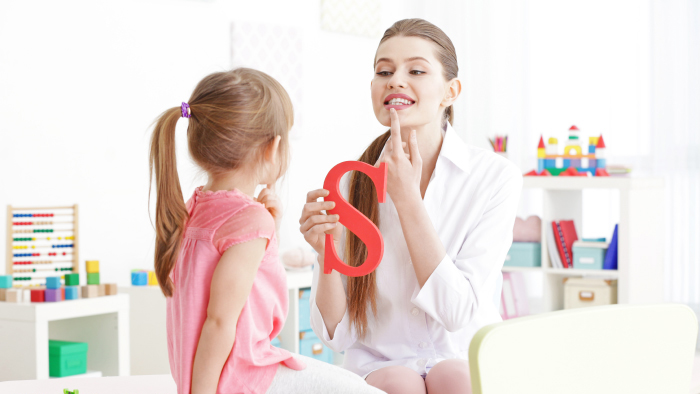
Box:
[347,19,458,338]
[149,68,293,297]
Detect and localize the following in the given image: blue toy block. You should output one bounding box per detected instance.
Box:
[544,159,556,168]
[65,286,79,300]
[589,145,596,154]
[562,159,571,168]
[597,158,607,168]
[131,271,148,286]
[46,277,61,289]
[570,159,581,168]
[0,275,12,289]
[537,158,544,173]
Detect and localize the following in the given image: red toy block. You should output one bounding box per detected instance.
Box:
[525,170,538,176]
[31,288,45,302]
[323,161,388,277]
[541,169,552,176]
[596,168,609,176]
[560,167,587,177]
[525,169,553,176]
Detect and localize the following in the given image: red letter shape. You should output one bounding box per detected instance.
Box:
[323,161,388,277]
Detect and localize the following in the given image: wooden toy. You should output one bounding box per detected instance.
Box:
[81,285,98,298]
[87,272,100,285]
[105,283,118,296]
[0,275,11,288]
[6,289,20,303]
[46,276,61,289]
[31,288,45,302]
[97,284,106,297]
[147,271,158,286]
[0,288,6,301]
[6,205,80,288]
[45,288,62,302]
[85,260,99,274]
[323,161,387,277]
[23,288,31,303]
[131,271,148,286]
[65,286,79,300]
[64,273,80,286]
[526,127,609,177]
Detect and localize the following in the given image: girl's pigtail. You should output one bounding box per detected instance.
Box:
[149,107,189,297]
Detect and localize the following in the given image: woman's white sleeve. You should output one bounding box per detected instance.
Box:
[309,260,358,352]
[411,166,523,332]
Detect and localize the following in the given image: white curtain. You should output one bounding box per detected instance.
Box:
[650,0,700,304]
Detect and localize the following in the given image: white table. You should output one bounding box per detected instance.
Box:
[0,294,130,381]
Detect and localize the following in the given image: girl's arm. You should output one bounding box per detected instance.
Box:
[190,238,268,394]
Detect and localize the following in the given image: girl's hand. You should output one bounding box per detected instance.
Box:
[379,108,423,207]
[257,184,283,235]
[299,189,343,268]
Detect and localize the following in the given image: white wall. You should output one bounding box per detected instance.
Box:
[0,0,449,285]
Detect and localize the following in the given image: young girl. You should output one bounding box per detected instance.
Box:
[300,19,522,394]
[149,68,384,394]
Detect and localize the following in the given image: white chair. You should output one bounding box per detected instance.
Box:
[469,304,698,394]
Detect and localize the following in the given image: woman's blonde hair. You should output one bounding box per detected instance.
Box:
[347,19,458,338]
[149,68,293,296]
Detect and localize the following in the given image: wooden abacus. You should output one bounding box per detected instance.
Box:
[6,205,79,287]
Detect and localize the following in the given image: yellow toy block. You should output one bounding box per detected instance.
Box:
[589,136,599,146]
[537,148,546,158]
[148,271,159,286]
[86,260,100,274]
[548,137,558,145]
[563,145,582,156]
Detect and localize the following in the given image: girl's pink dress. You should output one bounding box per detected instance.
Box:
[166,187,304,394]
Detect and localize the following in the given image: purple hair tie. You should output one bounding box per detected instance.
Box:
[181,102,191,118]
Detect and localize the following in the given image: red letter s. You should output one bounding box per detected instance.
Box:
[323,161,387,277]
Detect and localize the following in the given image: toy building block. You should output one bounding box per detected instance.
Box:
[98,284,106,297]
[31,288,45,302]
[65,286,79,300]
[46,277,61,289]
[0,275,12,289]
[0,288,7,301]
[81,285,98,298]
[323,161,387,277]
[46,288,62,302]
[64,273,80,286]
[148,271,158,286]
[131,271,148,286]
[596,168,610,176]
[87,272,100,285]
[85,260,99,274]
[105,283,118,296]
[6,289,20,303]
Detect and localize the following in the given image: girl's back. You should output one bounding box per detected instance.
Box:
[167,187,300,393]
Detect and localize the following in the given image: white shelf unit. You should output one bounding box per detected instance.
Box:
[0,294,130,381]
[511,177,665,313]
[278,269,313,354]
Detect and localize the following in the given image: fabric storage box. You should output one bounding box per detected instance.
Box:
[271,336,281,348]
[564,278,617,309]
[572,241,609,270]
[299,330,333,364]
[49,340,88,377]
[299,288,312,332]
[504,242,541,268]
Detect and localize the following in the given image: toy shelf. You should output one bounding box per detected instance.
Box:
[0,294,130,381]
[516,176,665,313]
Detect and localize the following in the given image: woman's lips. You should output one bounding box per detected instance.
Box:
[383,94,416,110]
[384,102,414,110]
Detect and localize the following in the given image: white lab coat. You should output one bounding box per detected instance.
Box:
[309,123,523,378]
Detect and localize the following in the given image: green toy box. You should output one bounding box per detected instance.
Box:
[504,242,541,268]
[572,241,609,270]
[49,340,88,377]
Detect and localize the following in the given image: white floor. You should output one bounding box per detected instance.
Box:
[691,352,700,394]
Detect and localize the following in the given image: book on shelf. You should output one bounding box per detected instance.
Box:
[603,224,619,270]
[550,220,579,269]
[546,224,563,269]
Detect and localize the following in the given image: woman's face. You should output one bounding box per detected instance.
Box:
[371,36,449,129]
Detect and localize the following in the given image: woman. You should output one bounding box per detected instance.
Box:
[299,19,522,394]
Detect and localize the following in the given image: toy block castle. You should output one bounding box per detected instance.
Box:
[526,125,609,177]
